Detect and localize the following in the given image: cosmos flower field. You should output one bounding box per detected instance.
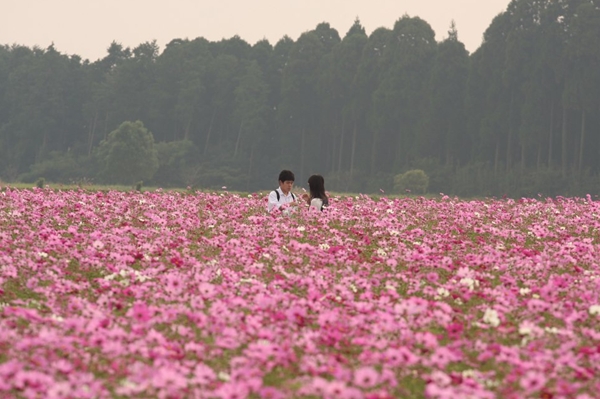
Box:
[1,188,600,399]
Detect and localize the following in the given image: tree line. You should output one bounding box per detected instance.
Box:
[1,0,599,197]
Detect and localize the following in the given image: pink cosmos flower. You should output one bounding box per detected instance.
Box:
[258,386,286,399]
[424,383,455,399]
[527,299,549,313]
[13,369,53,391]
[165,274,184,294]
[429,347,455,368]
[192,363,216,385]
[429,371,451,387]
[47,381,73,399]
[383,347,418,367]
[215,381,249,399]
[325,380,350,398]
[130,302,152,323]
[353,366,379,389]
[520,370,547,393]
[446,322,463,339]
[198,282,216,298]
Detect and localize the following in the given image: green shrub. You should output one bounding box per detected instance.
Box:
[394,169,429,194]
[19,151,89,184]
[96,120,159,185]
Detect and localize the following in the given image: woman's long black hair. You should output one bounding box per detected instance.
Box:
[308,174,328,207]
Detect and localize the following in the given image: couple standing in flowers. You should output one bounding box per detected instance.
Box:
[267,169,329,213]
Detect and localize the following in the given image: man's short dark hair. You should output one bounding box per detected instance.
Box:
[278,170,295,182]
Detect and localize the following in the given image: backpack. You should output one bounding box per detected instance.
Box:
[274,190,296,202]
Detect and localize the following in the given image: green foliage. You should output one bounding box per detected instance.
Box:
[154,140,199,187]
[450,162,496,197]
[410,158,453,194]
[34,177,45,188]
[194,164,245,190]
[96,121,159,185]
[19,151,93,184]
[394,169,429,194]
[1,4,600,196]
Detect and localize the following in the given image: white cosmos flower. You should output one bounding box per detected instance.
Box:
[589,305,600,316]
[460,277,478,291]
[483,308,500,327]
[518,321,534,336]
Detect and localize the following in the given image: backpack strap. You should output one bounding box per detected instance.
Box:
[273,189,294,202]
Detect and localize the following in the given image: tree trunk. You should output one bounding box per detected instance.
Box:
[88,110,99,156]
[506,92,514,172]
[330,113,338,174]
[204,107,217,156]
[184,118,192,141]
[234,121,243,158]
[103,112,109,141]
[246,145,254,192]
[38,131,47,163]
[578,109,585,174]
[370,129,379,177]
[506,127,512,172]
[494,140,499,176]
[337,116,346,173]
[548,100,554,168]
[446,146,452,168]
[349,119,358,190]
[300,128,306,180]
[561,105,567,178]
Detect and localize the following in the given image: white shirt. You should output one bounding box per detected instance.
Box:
[267,188,296,212]
[310,198,324,211]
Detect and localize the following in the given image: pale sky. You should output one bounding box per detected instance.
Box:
[2,0,511,61]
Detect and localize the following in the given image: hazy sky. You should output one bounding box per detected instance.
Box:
[2,0,511,61]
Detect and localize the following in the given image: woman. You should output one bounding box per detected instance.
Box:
[303,174,329,211]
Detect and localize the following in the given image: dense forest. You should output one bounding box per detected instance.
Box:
[1,0,599,197]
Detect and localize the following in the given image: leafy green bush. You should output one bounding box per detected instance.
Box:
[19,151,86,184]
[394,169,429,194]
[410,158,453,194]
[153,140,199,187]
[96,121,159,185]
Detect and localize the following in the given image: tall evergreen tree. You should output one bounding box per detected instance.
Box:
[422,21,469,166]
[279,31,326,180]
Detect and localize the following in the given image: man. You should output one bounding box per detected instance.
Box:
[267,170,298,212]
